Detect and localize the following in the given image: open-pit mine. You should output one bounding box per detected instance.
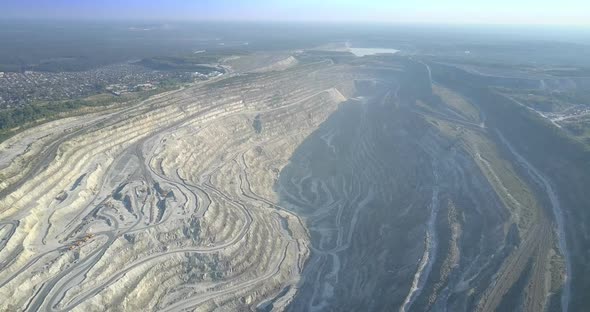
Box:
[1,51,589,312]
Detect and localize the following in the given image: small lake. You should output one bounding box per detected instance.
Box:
[348,48,399,56]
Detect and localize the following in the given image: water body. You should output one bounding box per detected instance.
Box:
[348,48,399,57]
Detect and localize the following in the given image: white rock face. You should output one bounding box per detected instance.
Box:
[0,61,352,311]
[252,56,299,73]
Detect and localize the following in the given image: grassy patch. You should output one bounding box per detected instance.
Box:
[432,84,480,122]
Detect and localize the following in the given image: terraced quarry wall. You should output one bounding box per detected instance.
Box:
[0,56,581,311]
[432,61,590,311]
[279,59,567,311]
[0,61,353,311]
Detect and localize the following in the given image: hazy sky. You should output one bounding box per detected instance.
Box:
[3,0,589,25]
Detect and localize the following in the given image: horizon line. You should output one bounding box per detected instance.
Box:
[2,16,590,29]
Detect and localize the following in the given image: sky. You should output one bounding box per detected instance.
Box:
[2,0,590,26]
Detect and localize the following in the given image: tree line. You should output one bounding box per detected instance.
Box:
[0,100,86,130]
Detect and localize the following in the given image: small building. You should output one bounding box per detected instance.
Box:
[134,83,156,91]
[0,72,4,78]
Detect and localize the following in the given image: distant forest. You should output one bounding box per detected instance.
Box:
[0,21,326,73]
